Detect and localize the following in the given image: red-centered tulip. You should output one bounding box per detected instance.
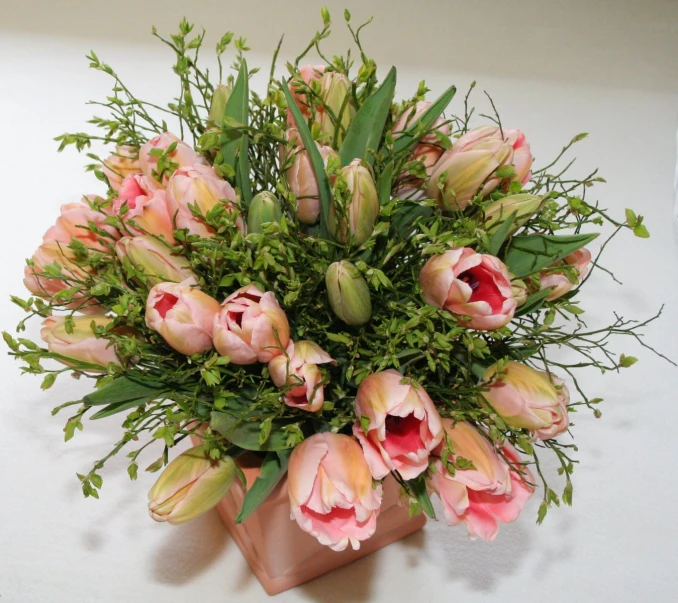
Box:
[288,432,383,551]
[145,281,221,356]
[419,248,517,330]
[352,369,443,480]
[268,341,334,412]
[212,284,290,364]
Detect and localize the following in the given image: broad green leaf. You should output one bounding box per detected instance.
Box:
[220,61,249,172]
[210,411,292,451]
[236,132,252,206]
[90,397,156,420]
[393,84,457,155]
[338,67,396,166]
[504,233,599,278]
[392,203,433,237]
[282,78,332,239]
[83,376,165,406]
[515,288,553,316]
[408,475,436,519]
[378,162,394,206]
[488,212,516,255]
[234,449,291,523]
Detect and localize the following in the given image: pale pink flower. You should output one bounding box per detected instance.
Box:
[41,315,119,367]
[102,146,142,191]
[288,432,383,551]
[139,132,207,185]
[540,248,592,301]
[44,200,118,251]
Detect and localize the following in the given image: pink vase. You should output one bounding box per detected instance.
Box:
[192,441,426,595]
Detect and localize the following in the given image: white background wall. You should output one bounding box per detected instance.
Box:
[1,1,677,602]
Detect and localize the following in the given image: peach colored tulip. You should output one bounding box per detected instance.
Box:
[139,131,207,185]
[392,101,451,169]
[419,248,517,330]
[166,164,241,238]
[268,341,334,412]
[112,175,177,243]
[540,248,592,301]
[102,146,142,192]
[284,129,337,224]
[24,241,91,301]
[352,369,443,480]
[145,281,221,356]
[288,432,383,551]
[148,445,236,525]
[482,361,570,439]
[212,284,290,364]
[428,420,534,540]
[41,315,119,367]
[44,200,118,252]
[286,64,326,127]
[316,71,354,145]
[115,236,197,287]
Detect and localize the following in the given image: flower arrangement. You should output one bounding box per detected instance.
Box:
[6,9,669,557]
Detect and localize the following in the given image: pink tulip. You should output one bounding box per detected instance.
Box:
[166,164,241,238]
[482,361,570,439]
[112,175,177,243]
[41,315,119,367]
[288,432,383,551]
[286,64,326,127]
[212,284,290,364]
[268,341,334,412]
[139,131,207,185]
[540,248,592,301]
[102,146,142,192]
[43,200,118,252]
[145,281,221,356]
[419,248,517,330]
[24,241,91,301]
[352,369,443,480]
[392,101,451,169]
[284,128,338,224]
[428,420,534,541]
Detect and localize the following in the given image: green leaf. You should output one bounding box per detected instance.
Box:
[234,449,291,524]
[282,78,332,239]
[338,67,396,166]
[633,223,650,238]
[488,212,516,255]
[619,354,638,368]
[378,162,394,206]
[625,208,637,227]
[41,373,57,390]
[83,376,165,406]
[90,398,153,420]
[210,411,292,451]
[221,61,249,172]
[515,288,553,316]
[408,476,436,519]
[236,131,252,206]
[504,233,599,278]
[393,84,456,155]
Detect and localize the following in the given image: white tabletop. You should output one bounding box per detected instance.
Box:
[1,1,678,602]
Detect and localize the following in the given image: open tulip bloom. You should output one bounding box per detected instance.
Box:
[6,9,671,564]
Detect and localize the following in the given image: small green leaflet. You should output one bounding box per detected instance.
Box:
[282,78,333,239]
[338,67,396,166]
[504,233,599,278]
[234,449,291,524]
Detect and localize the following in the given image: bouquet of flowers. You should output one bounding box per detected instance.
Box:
[6,9,667,556]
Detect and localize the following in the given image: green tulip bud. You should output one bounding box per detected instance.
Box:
[247,191,283,234]
[208,84,232,126]
[325,260,372,326]
[484,194,543,234]
[318,72,354,145]
[511,279,529,306]
[148,445,236,525]
[328,159,379,246]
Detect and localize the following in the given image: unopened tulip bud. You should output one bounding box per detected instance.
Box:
[318,72,354,144]
[41,315,120,368]
[116,236,197,286]
[329,159,379,245]
[484,194,542,234]
[247,192,282,234]
[511,279,529,306]
[208,84,232,126]
[148,445,236,525]
[325,260,372,326]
